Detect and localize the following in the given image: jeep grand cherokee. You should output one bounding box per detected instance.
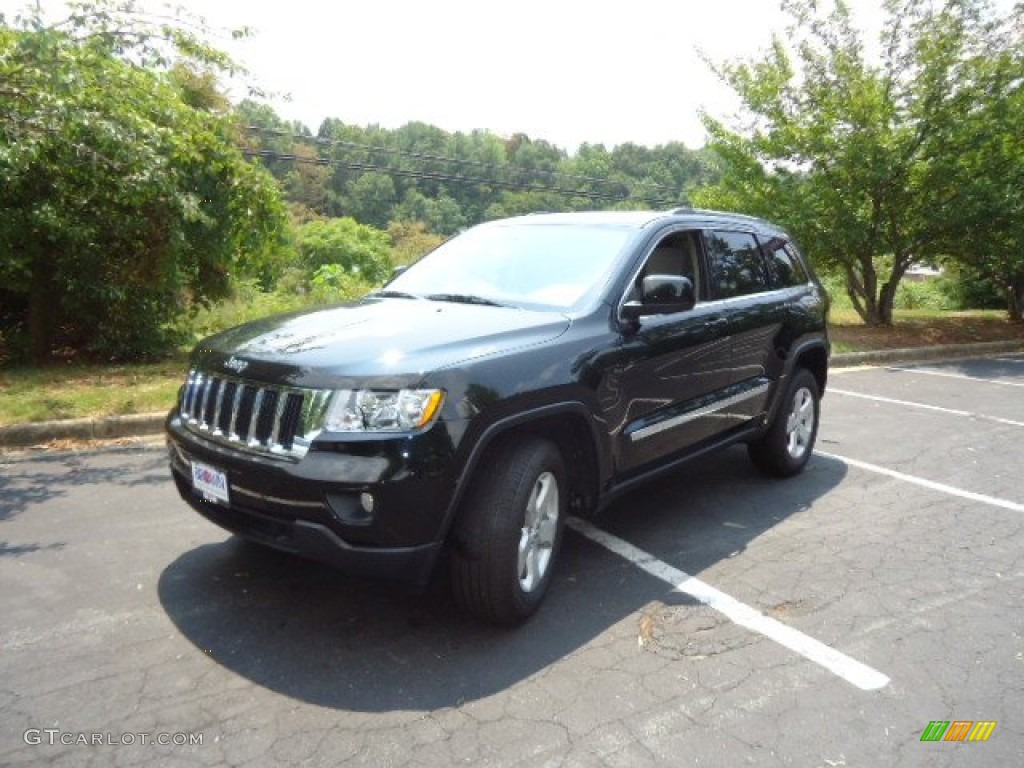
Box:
[166,209,829,624]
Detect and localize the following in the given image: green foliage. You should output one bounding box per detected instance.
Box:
[241,113,718,234]
[176,268,376,348]
[0,358,187,425]
[348,172,397,229]
[0,1,288,362]
[387,220,444,266]
[391,190,467,235]
[295,217,392,282]
[935,15,1024,322]
[695,0,1022,325]
[175,277,312,344]
[309,265,377,303]
[937,262,1007,311]
[893,280,954,312]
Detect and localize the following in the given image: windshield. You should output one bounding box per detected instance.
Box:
[385,221,635,311]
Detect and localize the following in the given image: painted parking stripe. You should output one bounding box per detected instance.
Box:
[567,517,890,692]
[886,366,1024,388]
[829,388,1024,428]
[816,451,1024,514]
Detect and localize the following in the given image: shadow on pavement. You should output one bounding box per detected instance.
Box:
[0,446,168,523]
[157,446,847,712]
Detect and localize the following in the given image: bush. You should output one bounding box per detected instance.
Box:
[309,265,377,304]
[893,279,953,311]
[937,263,1005,310]
[0,15,288,363]
[174,268,380,347]
[296,217,392,282]
[818,272,853,311]
[175,278,313,344]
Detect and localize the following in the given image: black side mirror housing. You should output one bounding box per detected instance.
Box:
[622,275,696,321]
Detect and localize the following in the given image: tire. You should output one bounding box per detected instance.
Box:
[450,436,566,625]
[748,368,820,478]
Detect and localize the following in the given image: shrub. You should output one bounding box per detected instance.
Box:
[893,279,953,311]
[296,218,392,283]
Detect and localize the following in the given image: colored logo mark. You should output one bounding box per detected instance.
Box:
[920,721,997,742]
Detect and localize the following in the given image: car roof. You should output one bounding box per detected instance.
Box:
[495,208,785,234]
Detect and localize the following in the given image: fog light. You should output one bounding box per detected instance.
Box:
[360,492,375,514]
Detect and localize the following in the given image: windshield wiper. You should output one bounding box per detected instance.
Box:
[368,290,423,300]
[426,293,512,308]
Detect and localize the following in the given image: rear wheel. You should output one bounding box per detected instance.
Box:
[748,368,820,477]
[451,436,565,625]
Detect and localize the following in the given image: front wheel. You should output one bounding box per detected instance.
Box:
[748,368,820,478]
[450,436,566,625]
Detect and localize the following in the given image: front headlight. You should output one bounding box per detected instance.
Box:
[323,389,445,432]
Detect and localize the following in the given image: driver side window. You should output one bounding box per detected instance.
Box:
[638,231,701,301]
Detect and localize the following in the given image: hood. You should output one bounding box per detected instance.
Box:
[194,297,571,388]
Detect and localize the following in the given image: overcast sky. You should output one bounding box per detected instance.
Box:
[0,0,1012,152]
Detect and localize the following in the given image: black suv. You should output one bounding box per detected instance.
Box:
[166,209,829,624]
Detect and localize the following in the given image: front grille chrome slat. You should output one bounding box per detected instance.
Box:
[200,378,220,428]
[268,391,289,450]
[178,368,329,460]
[227,383,243,440]
[211,382,228,436]
[181,371,200,420]
[246,389,265,448]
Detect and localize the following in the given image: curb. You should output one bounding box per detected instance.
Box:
[0,412,167,448]
[830,339,1024,368]
[1,340,1021,448]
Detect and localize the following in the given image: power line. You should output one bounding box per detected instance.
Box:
[241,148,682,207]
[241,148,678,205]
[244,125,661,192]
[242,125,685,206]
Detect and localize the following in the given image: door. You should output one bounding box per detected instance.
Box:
[599,230,736,476]
[702,228,791,425]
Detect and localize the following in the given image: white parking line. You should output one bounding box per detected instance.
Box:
[816,451,1024,513]
[886,366,1024,387]
[829,388,1024,428]
[567,517,891,692]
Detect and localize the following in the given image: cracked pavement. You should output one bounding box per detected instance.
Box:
[1,356,1022,766]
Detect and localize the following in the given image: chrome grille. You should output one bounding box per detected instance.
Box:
[179,369,331,459]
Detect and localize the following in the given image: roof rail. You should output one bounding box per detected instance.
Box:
[668,205,694,214]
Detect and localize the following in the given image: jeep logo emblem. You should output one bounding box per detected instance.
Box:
[224,356,249,374]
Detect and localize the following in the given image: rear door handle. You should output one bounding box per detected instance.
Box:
[705,318,728,332]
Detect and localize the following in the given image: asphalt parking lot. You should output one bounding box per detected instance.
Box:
[1,355,1021,767]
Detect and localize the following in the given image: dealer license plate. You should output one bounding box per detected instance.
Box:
[191,461,230,505]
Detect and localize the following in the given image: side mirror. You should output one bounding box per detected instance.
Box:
[622,275,696,321]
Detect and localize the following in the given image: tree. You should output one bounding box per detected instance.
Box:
[0,1,287,361]
[695,0,1021,325]
[386,220,444,266]
[347,172,397,229]
[295,218,392,283]
[941,18,1024,322]
[214,105,723,240]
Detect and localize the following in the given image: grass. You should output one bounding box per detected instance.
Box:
[0,358,186,426]
[1,309,1020,426]
[0,280,364,427]
[829,308,1020,353]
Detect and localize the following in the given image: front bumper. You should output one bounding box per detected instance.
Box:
[166,413,461,587]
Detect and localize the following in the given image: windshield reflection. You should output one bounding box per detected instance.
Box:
[387,222,634,311]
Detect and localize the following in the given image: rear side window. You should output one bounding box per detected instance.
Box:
[763,237,809,288]
[705,230,768,299]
